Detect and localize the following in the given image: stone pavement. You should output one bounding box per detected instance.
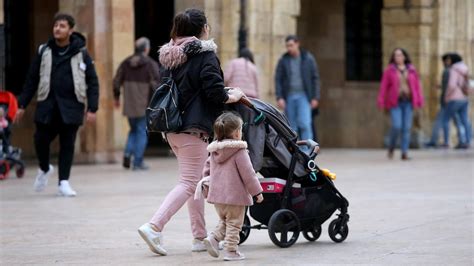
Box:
[1,149,473,265]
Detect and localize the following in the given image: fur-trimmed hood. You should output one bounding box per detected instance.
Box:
[159,36,218,69]
[207,140,248,163]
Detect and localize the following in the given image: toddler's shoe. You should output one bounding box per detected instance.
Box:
[138,223,167,256]
[203,236,220,258]
[191,238,207,252]
[223,250,245,261]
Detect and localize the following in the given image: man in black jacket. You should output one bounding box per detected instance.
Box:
[16,13,99,197]
[275,35,320,141]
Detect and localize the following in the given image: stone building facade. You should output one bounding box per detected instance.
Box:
[1,0,473,161]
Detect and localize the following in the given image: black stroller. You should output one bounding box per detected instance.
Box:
[0,100,26,180]
[232,98,350,248]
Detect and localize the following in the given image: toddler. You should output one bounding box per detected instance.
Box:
[198,111,263,261]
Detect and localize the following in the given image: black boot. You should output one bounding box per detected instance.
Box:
[123,155,131,169]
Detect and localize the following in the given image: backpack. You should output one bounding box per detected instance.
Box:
[145,72,199,133]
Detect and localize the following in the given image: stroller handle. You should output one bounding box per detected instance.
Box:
[239,96,255,109]
[296,139,320,158]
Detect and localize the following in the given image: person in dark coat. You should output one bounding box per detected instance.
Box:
[113,37,160,170]
[275,35,321,141]
[16,13,99,197]
[137,8,244,257]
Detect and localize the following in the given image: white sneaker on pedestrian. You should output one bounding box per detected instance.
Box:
[58,180,77,197]
[138,223,167,256]
[34,165,54,192]
[218,240,225,250]
[191,238,207,252]
[203,236,220,257]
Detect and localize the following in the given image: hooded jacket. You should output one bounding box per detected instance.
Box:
[19,32,99,125]
[445,61,469,103]
[377,64,424,110]
[202,140,263,206]
[113,53,160,117]
[158,37,229,135]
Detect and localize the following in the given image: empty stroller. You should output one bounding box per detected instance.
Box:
[232,97,349,248]
[0,91,26,180]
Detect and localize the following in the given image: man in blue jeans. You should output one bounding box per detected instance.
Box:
[275,35,320,141]
[113,37,160,170]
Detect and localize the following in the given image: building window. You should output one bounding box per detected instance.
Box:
[345,0,383,81]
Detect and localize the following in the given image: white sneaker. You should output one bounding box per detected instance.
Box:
[58,180,77,197]
[34,165,54,192]
[138,223,167,256]
[218,240,225,250]
[191,238,207,252]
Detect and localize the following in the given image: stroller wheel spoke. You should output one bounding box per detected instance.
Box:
[280,230,288,243]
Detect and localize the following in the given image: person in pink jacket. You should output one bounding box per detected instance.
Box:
[224,48,259,98]
[200,112,263,261]
[443,53,471,148]
[377,48,424,160]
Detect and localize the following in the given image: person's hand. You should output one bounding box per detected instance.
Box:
[311,99,319,109]
[255,193,264,203]
[14,109,25,123]
[226,88,244,103]
[277,99,286,110]
[114,99,120,109]
[86,112,97,123]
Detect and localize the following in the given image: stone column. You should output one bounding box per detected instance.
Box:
[246,0,300,103]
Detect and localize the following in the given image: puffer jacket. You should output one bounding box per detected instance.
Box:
[19,32,99,125]
[445,61,469,103]
[158,37,229,135]
[202,140,263,206]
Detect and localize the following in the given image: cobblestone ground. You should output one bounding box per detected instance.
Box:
[1,148,473,265]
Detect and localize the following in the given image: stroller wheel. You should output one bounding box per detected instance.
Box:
[328,218,349,243]
[268,209,300,248]
[16,166,25,178]
[0,160,10,180]
[238,214,251,245]
[302,224,322,242]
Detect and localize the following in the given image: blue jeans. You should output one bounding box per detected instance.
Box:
[389,100,413,154]
[429,106,464,145]
[124,116,148,167]
[285,92,313,141]
[444,100,472,145]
